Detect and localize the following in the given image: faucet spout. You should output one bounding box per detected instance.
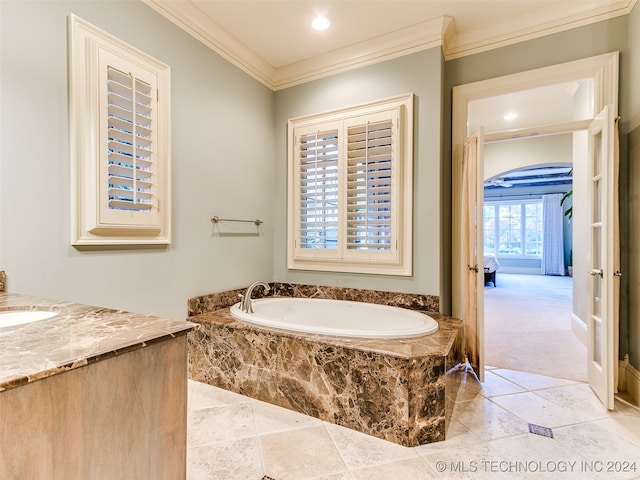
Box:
[240,281,271,313]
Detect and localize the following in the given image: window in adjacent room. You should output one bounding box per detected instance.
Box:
[483,200,543,257]
[69,15,171,245]
[287,94,413,275]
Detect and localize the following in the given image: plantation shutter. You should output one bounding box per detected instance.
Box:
[345,116,394,251]
[106,67,155,213]
[70,14,171,245]
[297,128,340,250]
[97,48,161,230]
[287,94,412,275]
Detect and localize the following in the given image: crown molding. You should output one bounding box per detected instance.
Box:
[141,0,275,88]
[143,0,636,91]
[272,17,452,90]
[444,0,636,60]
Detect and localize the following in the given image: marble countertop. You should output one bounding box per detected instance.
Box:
[190,307,462,359]
[0,292,195,392]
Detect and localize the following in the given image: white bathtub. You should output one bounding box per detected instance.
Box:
[229,297,438,339]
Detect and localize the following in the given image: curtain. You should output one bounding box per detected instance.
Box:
[541,193,565,275]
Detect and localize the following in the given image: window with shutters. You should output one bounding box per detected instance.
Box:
[69,15,171,245]
[287,94,413,275]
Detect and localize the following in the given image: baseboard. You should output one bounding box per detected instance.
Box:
[571,313,587,346]
[618,357,640,407]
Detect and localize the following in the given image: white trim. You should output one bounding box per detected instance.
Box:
[445,0,635,60]
[141,0,275,89]
[484,120,592,143]
[619,356,640,407]
[287,94,413,276]
[69,14,171,246]
[571,312,588,346]
[141,0,635,90]
[272,17,450,90]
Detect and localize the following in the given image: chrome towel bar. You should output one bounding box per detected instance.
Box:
[211,216,263,226]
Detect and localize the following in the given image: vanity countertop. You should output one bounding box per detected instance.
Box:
[0,292,195,392]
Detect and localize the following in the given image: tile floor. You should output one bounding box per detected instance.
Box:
[187,367,640,480]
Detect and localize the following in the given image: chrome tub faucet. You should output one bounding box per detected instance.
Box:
[239,281,271,313]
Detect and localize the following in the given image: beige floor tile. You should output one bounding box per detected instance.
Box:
[260,426,348,480]
[534,384,609,422]
[485,433,598,479]
[415,418,483,454]
[188,379,250,411]
[490,391,590,428]
[452,370,485,402]
[420,442,503,479]
[323,421,418,470]
[186,376,640,480]
[310,472,355,480]
[252,397,322,435]
[491,368,578,391]
[553,419,640,480]
[478,370,528,397]
[452,397,530,440]
[188,437,263,480]
[188,402,256,448]
[349,457,439,479]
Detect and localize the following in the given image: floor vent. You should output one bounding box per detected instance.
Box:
[262,476,277,480]
[528,423,553,438]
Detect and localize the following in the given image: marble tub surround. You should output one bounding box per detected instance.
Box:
[0,292,195,391]
[188,306,463,446]
[187,282,439,316]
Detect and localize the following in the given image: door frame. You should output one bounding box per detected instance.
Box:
[452,52,619,379]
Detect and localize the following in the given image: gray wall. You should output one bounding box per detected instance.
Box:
[1,0,638,369]
[623,3,640,368]
[274,49,444,297]
[0,1,275,320]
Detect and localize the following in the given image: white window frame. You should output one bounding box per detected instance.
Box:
[483,199,543,258]
[69,14,171,246]
[287,94,413,275]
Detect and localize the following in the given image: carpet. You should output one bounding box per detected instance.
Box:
[484,273,587,382]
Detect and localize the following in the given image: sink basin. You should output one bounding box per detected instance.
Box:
[0,309,59,328]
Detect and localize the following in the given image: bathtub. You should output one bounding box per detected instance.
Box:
[230,297,439,339]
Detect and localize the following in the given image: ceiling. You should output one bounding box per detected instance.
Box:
[143,0,634,90]
[485,165,573,191]
[468,79,594,135]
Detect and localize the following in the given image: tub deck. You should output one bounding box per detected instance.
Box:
[188,290,463,447]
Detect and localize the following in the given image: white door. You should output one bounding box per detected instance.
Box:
[587,105,617,410]
[461,130,485,381]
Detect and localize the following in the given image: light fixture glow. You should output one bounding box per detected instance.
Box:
[312,15,331,31]
[504,112,518,121]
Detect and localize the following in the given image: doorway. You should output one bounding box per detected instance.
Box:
[482,157,585,381]
[451,52,619,406]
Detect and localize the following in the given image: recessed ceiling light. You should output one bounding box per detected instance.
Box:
[504,112,518,121]
[312,15,331,31]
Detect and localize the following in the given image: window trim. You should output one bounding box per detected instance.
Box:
[69,14,171,246]
[483,199,543,259]
[287,94,413,276]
